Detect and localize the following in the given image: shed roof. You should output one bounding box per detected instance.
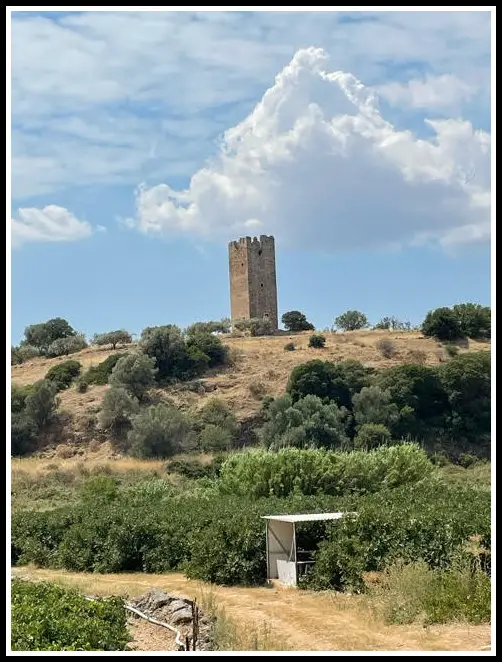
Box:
[261,512,346,523]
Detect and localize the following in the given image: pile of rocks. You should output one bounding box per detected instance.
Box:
[128,589,214,651]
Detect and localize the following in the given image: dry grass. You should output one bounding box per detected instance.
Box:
[11,568,491,652]
[10,331,490,459]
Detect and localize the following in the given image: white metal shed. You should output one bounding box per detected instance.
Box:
[262,513,348,586]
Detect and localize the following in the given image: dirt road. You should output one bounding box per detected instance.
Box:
[12,567,491,652]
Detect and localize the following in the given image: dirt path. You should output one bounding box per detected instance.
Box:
[12,568,491,652]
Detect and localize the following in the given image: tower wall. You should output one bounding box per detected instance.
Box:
[228,235,278,330]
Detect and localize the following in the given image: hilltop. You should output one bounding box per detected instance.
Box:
[11,329,490,460]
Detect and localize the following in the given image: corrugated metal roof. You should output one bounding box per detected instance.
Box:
[261,512,347,523]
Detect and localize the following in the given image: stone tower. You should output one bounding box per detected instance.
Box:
[228,235,278,330]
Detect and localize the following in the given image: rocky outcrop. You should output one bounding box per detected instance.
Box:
[128,589,214,651]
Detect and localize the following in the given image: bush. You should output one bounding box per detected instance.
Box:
[11,413,38,456]
[45,360,82,391]
[232,318,274,337]
[199,398,238,437]
[443,343,459,357]
[375,338,397,358]
[368,558,491,625]
[186,332,228,368]
[166,456,225,479]
[127,404,196,458]
[109,353,157,399]
[218,444,434,499]
[186,319,231,335]
[374,316,406,331]
[353,424,392,450]
[47,334,88,358]
[93,330,133,349]
[261,394,350,451]
[11,580,129,651]
[23,317,76,354]
[199,425,233,451]
[12,344,40,364]
[284,342,296,352]
[98,387,139,431]
[11,384,35,414]
[249,380,266,400]
[453,303,491,340]
[308,334,326,349]
[76,378,89,393]
[84,353,128,385]
[140,324,203,381]
[24,380,59,429]
[287,360,358,408]
[422,307,464,341]
[334,310,369,332]
[281,311,315,332]
[352,386,399,429]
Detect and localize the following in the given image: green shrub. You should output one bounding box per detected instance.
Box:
[84,353,128,385]
[11,413,38,456]
[199,425,233,451]
[287,360,370,408]
[232,318,274,337]
[353,424,392,450]
[199,398,238,437]
[139,324,195,381]
[127,404,196,458]
[45,360,82,391]
[166,456,225,480]
[352,386,400,428]
[11,580,129,651]
[76,377,89,393]
[186,319,231,335]
[443,343,459,357]
[375,338,397,358]
[109,353,157,399]
[284,342,296,351]
[218,443,433,499]
[308,334,326,349]
[261,394,350,451]
[186,332,228,367]
[98,387,139,431]
[23,317,76,354]
[12,344,40,364]
[47,334,88,358]
[24,379,59,429]
[11,384,35,414]
[452,303,490,340]
[334,310,369,331]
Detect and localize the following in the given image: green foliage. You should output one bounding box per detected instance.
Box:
[232,317,274,336]
[353,424,392,450]
[281,310,315,332]
[11,413,38,456]
[11,344,40,364]
[93,330,133,349]
[304,481,490,592]
[218,444,433,499]
[287,360,370,408]
[368,558,491,625]
[186,332,227,367]
[24,379,59,429]
[109,353,157,399]
[261,394,350,451]
[79,476,119,505]
[437,352,491,443]
[284,342,296,351]
[11,384,35,414]
[166,455,225,479]
[45,360,82,391]
[453,303,490,340]
[186,319,231,335]
[352,386,400,428]
[84,353,128,385]
[140,324,207,381]
[443,342,459,357]
[98,387,139,431]
[47,334,88,358]
[199,425,233,451]
[334,310,369,331]
[11,580,129,651]
[76,377,89,393]
[308,334,326,348]
[127,403,196,458]
[23,317,76,354]
[374,317,407,331]
[422,307,463,341]
[199,398,238,444]
[375,338,397,358]
[374,364,450,438]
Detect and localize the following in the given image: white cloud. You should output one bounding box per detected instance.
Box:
[377,74,478,112]
[11,205,94,246]
[11,11,491,201]
[134,48,490,252]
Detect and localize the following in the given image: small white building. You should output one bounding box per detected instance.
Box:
[262,512,350,587]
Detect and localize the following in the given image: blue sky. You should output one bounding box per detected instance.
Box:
[10,10,492,343]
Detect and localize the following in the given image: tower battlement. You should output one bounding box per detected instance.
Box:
[228,235,278,330]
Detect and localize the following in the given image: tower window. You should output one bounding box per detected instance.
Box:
[260,283,264,288]
[241,263,244,267]
[258,249,262,256]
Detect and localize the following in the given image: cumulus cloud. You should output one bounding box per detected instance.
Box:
[134,48,491,252]
[11,205,94,247]
[377,74,478,111]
